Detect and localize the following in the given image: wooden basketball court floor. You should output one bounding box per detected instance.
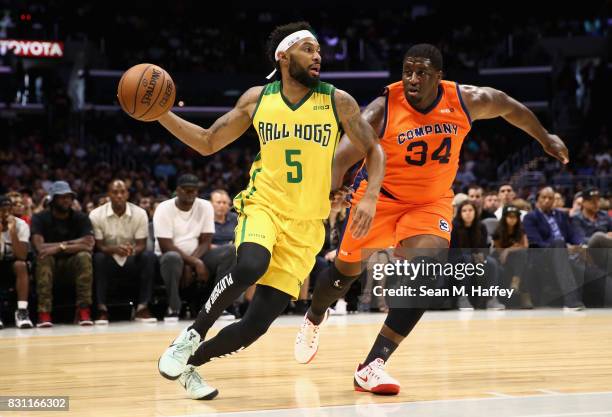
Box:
[1,309,612,417]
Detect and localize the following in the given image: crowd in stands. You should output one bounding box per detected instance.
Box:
[1,119,609,216]
[1,170,611,329]
[1,2,607,72]
[0,124,258,212]
[0,174,241,328]
[442,183,612,311]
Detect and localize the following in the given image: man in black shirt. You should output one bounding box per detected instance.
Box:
[31,181,95,327]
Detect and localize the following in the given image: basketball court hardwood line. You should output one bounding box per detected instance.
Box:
[1,312,611,417]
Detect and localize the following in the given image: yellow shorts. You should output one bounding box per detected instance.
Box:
[234,201,325,299]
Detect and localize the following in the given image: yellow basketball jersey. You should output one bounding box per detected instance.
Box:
[235,80,342,220]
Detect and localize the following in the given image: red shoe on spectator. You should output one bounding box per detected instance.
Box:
[37,312,53,328]
[76,306,93,326]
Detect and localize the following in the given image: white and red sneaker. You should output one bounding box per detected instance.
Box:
[37,312,53,328]
[76,306,93,326]
[353,358,400,395]
[294,309,329,364]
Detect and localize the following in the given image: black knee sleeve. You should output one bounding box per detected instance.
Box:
[384,308,425,337]
[233,243,271,284]
[191,243,271,337]
[310,263,360,318]
[188,284,290,366]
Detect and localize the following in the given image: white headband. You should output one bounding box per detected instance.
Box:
[266,30,316,79]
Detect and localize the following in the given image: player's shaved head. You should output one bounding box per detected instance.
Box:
[404,44,443,71]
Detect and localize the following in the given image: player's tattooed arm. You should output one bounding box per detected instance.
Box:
[158,86,263,155]
[460,84,569,164]
[334,89,386,239]
[331,95,386,190]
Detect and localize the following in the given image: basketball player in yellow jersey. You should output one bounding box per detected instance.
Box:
[151,21,385,400]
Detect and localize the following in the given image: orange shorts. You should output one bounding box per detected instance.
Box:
[337,185,453,263]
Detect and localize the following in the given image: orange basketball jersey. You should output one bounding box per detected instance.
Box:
[355,80,472,204]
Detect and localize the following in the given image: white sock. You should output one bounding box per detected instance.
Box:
[18,301,28,310]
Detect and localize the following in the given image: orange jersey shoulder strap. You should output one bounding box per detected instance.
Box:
[439,80,472,126]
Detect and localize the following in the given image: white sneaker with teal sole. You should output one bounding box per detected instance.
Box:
[158,327,201,380]
[179,365,218,400]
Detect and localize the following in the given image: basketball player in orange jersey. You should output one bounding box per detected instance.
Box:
[295,44,569,395]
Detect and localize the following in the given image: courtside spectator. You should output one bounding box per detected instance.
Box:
[553,192,566,210]
[572,187,612,305]
[89,180,157,324]
[523,187,585,310]
[450,201,504,310]
[468,185,495,220]
[19,189,35,221]
[139,196,154,220]
[497,184,515,209]
[0,195,33,329]
[482,191,500,218]
[7,191,31,225]
[31,181,94,327]
[493,205,533,308]
[452,193,468,217]
[572,187,612,244]
[495,184,527,220]
[569,192,583,217]
[210,189,237,248]
[154,174,215,322]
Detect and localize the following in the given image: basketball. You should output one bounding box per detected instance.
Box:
[117,63,176,121]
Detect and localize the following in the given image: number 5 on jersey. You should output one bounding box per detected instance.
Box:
[285,149,303,183]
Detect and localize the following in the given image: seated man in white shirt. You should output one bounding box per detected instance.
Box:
[0,195,33,329]
[154,175,234,322]
[495,183,527,220]
[89,180,156,324]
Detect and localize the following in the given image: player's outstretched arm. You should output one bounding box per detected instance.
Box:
[157,86,263,156]
[334,89,386,239]
[460,85,569,164]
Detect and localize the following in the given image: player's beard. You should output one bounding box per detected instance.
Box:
[289,60,319,89]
